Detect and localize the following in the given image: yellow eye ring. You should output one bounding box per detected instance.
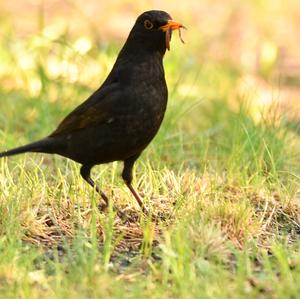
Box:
[144,20,154,30]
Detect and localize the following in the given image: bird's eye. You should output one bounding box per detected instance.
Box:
[144,19,154,30]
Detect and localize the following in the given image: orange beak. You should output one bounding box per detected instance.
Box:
[159,20,185,32]
[159,20,186,51]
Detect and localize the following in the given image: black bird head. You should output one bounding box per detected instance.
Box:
[124,10,185,56]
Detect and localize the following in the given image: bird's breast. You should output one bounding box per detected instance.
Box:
[93,54,169,158]
[125,79,167,148]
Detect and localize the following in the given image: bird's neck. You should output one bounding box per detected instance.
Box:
[118,27,167,59]
[117,42,166,62]
[102,45,165,87]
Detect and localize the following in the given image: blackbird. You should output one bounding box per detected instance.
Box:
[0,10,185,212]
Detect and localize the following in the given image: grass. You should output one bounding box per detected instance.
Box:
[0,11,300,299]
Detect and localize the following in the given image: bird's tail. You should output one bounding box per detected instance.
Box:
[0,138,58,158]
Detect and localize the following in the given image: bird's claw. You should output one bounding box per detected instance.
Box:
[97,201,108,212]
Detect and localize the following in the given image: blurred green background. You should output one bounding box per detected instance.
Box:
[1,0,300,117]
[2,0,300,175]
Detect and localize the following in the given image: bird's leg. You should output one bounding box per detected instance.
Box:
[122,155,148,214]
[80,164,109,209]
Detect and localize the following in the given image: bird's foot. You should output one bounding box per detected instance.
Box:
[97,201,108,212]
[151,211,168,222]
[112,206,167,224]
[115,207,128,220]
[139,208,166,223]
[97,201,129,220]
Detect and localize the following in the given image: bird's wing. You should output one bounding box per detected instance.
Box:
[50,82,122,137]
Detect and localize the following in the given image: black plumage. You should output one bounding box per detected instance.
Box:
[0,10,184,212]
